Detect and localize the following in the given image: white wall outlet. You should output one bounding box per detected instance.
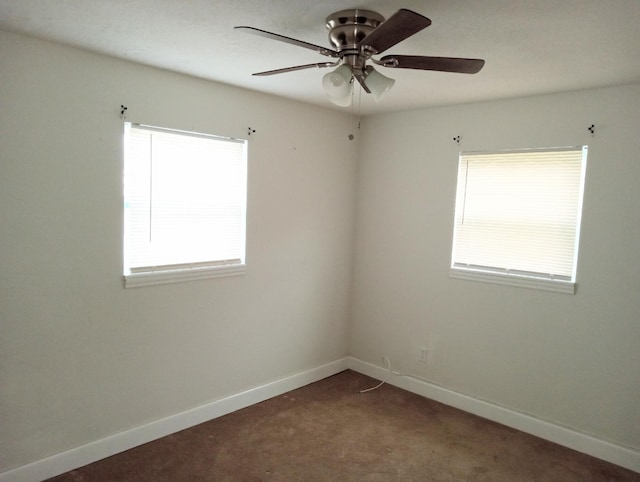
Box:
[418,346,428,363]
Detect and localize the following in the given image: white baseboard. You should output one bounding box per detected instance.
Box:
[346,356,640,474]
[3,356,638,481]
[0,358,349,482]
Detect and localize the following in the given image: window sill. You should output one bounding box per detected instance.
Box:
[449,267,575,294]
[124,263,246,288]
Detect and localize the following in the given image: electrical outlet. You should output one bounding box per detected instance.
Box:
[418,346,428,363]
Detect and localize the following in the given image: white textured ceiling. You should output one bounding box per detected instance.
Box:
[1,0,640,115]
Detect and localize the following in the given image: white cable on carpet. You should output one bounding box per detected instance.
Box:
[359,356,392,393]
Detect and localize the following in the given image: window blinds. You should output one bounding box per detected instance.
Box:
[451,146,587,282]
[124,123,247,272]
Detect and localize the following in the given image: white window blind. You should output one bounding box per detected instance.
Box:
[123,123,247,287]
[450,146,587,293]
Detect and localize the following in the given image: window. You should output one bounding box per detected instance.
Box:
[450,146,587,293]
[123,123,247,288]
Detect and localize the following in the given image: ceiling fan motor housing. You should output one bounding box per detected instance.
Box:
[326,9,384,52]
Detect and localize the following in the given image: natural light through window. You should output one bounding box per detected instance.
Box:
[450,146,587,293]
[123,123,247,288]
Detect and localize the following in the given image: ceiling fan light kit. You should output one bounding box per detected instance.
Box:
[322,64,354,106]
[363,67,396,102]
[235,8,485,107]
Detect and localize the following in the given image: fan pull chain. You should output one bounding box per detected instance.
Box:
[348,82,355,140]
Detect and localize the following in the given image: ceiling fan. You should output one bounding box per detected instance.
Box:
[235,8,485,106]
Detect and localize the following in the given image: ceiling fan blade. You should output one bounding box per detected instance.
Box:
[359,9,431,54]
[252,62,339,76]
[235,26,339,58]
[381,55,485,74]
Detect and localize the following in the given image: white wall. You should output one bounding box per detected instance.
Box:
[350,84,640,452]
[2,25,639,476]
[0,30,356,472]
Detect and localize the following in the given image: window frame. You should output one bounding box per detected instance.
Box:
[449,146,588,294]
[122,123,248,288]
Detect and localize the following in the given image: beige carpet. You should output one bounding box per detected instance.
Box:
[48,370,639,481]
